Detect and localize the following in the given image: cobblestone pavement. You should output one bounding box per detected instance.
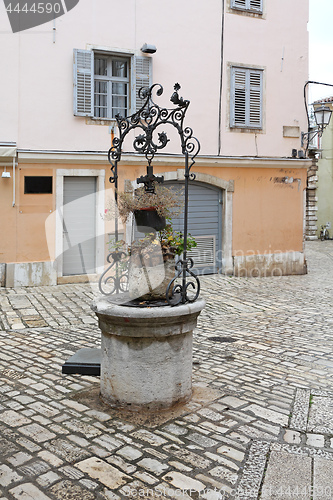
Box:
[0,241,333,499]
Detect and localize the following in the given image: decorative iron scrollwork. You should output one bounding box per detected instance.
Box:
[98,251,128,296]
[107,82,200,172]
[166,258,200,306]
[99,82,201,305]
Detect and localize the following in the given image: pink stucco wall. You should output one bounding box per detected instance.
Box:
[0,0,308,157]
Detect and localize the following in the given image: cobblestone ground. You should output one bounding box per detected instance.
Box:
[0,241,333,499]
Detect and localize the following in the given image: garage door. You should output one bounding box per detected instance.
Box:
[167,182,222,275]
[62,176,96,276]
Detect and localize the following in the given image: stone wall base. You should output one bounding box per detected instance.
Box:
[233,251,307,277]
[3,261,57,287]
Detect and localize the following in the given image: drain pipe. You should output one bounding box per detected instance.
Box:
[218,0,225,156]
[12,156,16,207]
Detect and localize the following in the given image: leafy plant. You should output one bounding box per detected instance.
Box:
[128,223,197,263]
[159,223,197,257]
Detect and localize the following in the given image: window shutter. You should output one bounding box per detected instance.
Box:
[73,49,94,117]
[249,0,262,12]
[231,67,246,127]
[134,56,152,112]
[230,67,262,128]
[232,0,246,9]
[232,0,262,12]
[249,70,262,127]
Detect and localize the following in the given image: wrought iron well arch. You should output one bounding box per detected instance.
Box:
[99,83,201,305]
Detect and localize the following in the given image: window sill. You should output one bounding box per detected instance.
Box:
[85,118,117,126]
[230,7,263,18]
[230,126,264,133]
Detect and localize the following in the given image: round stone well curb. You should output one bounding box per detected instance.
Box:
[92,298,206,410]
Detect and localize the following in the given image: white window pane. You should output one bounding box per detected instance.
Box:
[94,58,107,76]
[112,95,127,117]
[112,60,127,78]
[94,81,108,118]
[113,82,127,95]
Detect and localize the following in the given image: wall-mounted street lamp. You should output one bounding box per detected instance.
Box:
[302,81,333,151]
[301,104,332,148]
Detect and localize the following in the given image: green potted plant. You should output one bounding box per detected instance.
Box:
[128,223,197,301]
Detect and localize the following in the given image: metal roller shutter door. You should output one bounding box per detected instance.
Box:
[63,177,96,276]
[167,182,222,275]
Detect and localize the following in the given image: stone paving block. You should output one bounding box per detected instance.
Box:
[117,445,143,461]
[36,471,61,487]
[9,483,52,500]
[44,438,91,462]
[236,440,270,499]
[164,444,212,469]
[186,432,219,448]
[313,457,333,499]
[308,395,333,434]
[18,460,50,476]
[290,388,311,432]
[106,455,137,474]
[216,444,245,462]
[0,464,22,487]
[75,457,131,489]
[261,450,312,499]
[283,430,301,445]
[137,458,169,475]
[306,433,325,447]
[0,437,20,457]
[48,480,95,500]
[162,470,205,492]
[246,404,289,425]
[18,423,56,443]
[218,396,248,408]
[0,410,31,427]
[204,451,239,471]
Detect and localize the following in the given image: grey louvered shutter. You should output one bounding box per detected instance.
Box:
[73,49,94,117]
[231,0,262,12]
[232,0,246,9]
[231,67,246,127]
[134,56,152,112]
[230,67,262,128]
[249,69,262,127]
[249,0,262,12]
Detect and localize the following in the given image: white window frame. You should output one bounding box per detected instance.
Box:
[230,66,263,130]
[231,0,263,14]
[94,54,130,119]
[73,48,152,120]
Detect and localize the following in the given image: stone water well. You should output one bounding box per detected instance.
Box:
[63,83,206,412]
[92,298,205,410]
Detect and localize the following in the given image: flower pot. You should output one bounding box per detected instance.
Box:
[134,208,166,232]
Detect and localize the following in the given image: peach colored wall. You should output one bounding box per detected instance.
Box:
[117,163,307,254]
[0,0,308,157]
[0,167,17,262]
[230,168,307,254]
[0,163,108,263]
[1,162,306,264]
